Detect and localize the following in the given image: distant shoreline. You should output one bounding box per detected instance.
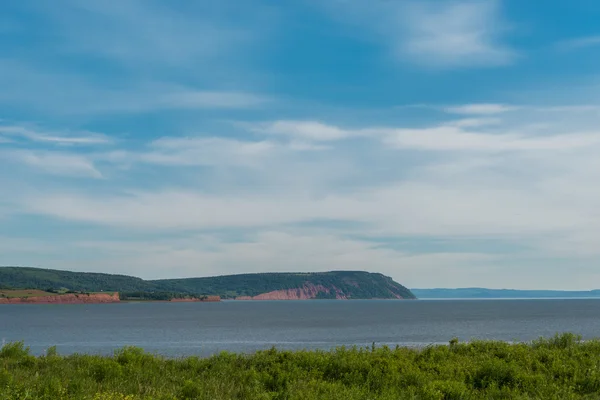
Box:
[0,291,221,304]
[417,297,600,301]
[411,288,600,300]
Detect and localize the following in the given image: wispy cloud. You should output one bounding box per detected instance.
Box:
[253,121,351,141]
[319,0,515,68]
[381,126,600,151]
[35,0,265,68]
[6,102,600,288]
[0,1,271,116]
[3,150,102,178]
[99,135,332,173]
[0,125,111,145]
[401,0,515,67]
[140,137,274,167]
[556,35,600,50]
[0,62,268,115]
[250,118,600,152]
[445,103,516,115]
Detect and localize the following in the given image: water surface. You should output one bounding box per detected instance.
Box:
[1,299,599,357]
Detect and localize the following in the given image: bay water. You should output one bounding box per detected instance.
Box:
[2,299,600,357]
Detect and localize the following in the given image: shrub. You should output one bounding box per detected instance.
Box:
[0,334,599,399]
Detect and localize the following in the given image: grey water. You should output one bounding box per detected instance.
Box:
[2,299,600,357]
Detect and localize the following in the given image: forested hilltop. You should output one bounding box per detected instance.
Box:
[0,267,416,300]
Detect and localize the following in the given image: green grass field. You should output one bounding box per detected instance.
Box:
[0,289,54,298]
[1,333,599,399]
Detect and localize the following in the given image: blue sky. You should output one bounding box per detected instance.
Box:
[2,0,600,289]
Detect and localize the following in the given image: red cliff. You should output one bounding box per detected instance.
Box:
[235,283,349,300]
[0,292,120,304]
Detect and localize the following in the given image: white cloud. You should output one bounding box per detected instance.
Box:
[11,103,600,282]
[251,119,600,152]
[254,121,351,141]
[145,137,274,166]
[101,137,276,168]
[5,102,600,288]
[447,118,502,128]
[319,0,515,68]
[445,103,516,115]
[18,178,596,237]
[3,150,103,178]
[533,105,600,113]
[0,125,111,145]
[381,126,600,151]
[401,0,515,67]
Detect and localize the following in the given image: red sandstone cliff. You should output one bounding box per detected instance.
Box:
[0,292,120,304]
[235,283,350,300]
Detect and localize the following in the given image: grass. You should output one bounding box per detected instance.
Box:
[0,289,54,298]
[1,333,600,399]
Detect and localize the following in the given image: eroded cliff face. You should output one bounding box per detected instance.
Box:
[0,292,120,304]
[236,283,349,300]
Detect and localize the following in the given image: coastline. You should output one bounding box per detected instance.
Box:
[0,293,222,304]
[0,292,120,304]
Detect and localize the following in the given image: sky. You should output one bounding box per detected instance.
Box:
[1,0,600,290]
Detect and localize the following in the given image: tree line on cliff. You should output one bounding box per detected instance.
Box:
[0,267,416,299]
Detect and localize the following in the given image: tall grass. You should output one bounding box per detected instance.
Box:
[1,333,599,399]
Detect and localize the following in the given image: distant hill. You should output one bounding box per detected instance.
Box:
[154,271,415,299]
[411,288,600,299]
[0,267,416,300]
[0,267,154,292]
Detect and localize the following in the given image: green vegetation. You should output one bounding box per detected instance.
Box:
[0,267,152,293]
[1,333,599,399]
[0,289,54,298]
[0,289,118,300]
[118,292,212,301]
[0,267,415,300]
[155,271,415,299]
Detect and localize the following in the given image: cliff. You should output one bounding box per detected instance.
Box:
[236,283,344,300]
[0,292,120,304]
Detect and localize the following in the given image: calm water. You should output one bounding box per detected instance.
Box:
[2,299,600,357]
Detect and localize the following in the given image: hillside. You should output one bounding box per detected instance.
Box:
[0,267,416,300]
[0,267,157,292]
[411,288,600,299]
[154,271,416,299]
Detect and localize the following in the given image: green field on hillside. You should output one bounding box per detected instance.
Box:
[1,334,599,399]
[0,289,54,298]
